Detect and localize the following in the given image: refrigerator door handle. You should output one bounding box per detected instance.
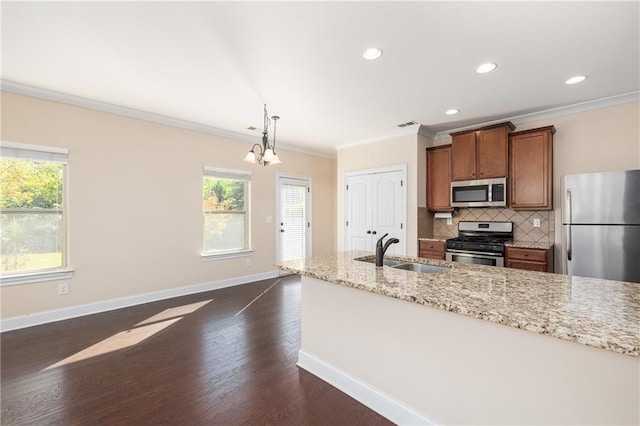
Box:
[566,188,572,261]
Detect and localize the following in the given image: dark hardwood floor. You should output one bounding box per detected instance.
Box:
[1,275,392,425]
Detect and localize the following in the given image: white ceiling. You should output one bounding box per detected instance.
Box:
[2,2,639,156]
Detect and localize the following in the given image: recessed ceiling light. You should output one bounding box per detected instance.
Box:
[565,75,587,85]
[445,109,460,115]
[363,47,383,60]
[476,63,497,74]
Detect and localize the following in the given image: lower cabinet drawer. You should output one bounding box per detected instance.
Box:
[506,247,547,262]
[419,240,445,260]
[506,259,547,272]
[505,246,553,272]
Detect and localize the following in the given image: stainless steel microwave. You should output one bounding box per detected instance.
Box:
[450,177,507,208]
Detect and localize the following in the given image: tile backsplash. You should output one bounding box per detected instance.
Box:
[433,208,554,244]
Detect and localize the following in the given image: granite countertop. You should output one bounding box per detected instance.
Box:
[275,251,640,358]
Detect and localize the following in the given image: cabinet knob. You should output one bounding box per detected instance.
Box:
[524,253,529,257]
[366,230,372,234]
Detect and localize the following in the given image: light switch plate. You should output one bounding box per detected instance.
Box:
[533,218,541,228]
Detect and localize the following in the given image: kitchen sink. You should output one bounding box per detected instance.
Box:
[357,257,449,274]
[392,263,450,274]
[358,257,405,267]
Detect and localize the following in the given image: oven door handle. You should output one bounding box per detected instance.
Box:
[446,249,503,257]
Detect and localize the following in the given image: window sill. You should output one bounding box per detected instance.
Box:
[201,250,254,262]
[1,269,74,287]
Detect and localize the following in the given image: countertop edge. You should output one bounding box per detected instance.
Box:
[275,254,639,359]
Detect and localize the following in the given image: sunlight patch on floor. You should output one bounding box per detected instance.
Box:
[43,299,214,370]
[136,299,213,326]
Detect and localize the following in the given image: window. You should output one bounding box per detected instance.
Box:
[1,142,70,283]
[202,167,251,259]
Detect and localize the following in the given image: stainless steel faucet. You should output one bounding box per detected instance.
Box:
[375,233,400,266]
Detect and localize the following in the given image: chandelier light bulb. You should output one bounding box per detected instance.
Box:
[243,151,257,163]
[263,147,274,162]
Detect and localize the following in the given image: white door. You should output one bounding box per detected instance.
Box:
[372,171,405,256]
[277,176,311,262]
[345,173,372,252]
[345,168,406,254]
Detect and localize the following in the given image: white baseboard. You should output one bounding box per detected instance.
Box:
[1,270,280,332]
[297,350,435,426]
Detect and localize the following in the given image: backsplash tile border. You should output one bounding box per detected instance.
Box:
[433,208,553,243]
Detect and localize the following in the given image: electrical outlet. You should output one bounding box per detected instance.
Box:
[446,218,453,225]
[245,258,252,267]
[58,282,69,295]
[533,218,541,228]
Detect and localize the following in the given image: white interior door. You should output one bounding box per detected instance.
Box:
[345,174,372,252]
[372,170,405,256]
[345,167,406,254]
[277,175,311,262]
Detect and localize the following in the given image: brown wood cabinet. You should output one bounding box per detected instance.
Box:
[419,240,446,260]
[509,126,555,210]
[426,145,452,211]
[450,122,515,181]
[505,246,554,272]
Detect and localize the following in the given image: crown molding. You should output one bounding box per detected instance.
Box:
[4,80,635,158]
[432,91,640,142]
[1,79,335,160]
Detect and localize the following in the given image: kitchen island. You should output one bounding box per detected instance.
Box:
[276,252,640,425]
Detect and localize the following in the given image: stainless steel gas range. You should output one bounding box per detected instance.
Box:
[445,221,513,267]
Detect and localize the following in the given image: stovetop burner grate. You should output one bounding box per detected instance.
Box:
[446,221,514,255]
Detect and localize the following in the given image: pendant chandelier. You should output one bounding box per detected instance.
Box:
[243,104,281,166]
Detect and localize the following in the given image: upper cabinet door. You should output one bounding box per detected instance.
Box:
[476,126,509,179]
[509,126,555,210]
[426,145,452,211]
[451,132,477,181]
[450,122,514,182]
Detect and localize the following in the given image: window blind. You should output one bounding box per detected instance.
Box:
[203,166,251,181]
[0,141,69,164]
[281,183,307,261]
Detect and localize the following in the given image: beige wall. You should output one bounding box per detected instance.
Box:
[336,132,420,256]
[431,100,640,272]
[1,92,336,319]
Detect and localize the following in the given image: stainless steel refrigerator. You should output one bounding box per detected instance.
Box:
[563,169,640,283]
